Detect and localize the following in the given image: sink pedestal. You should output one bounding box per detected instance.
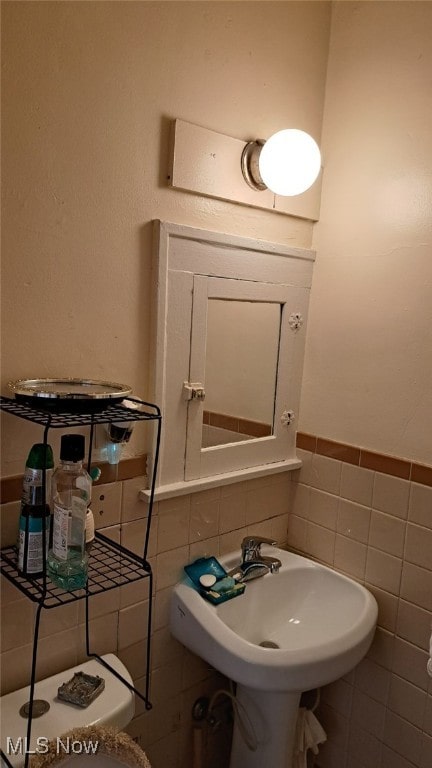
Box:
[230,685,301,768]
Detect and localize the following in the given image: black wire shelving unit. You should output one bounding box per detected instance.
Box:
[0,395,161,768]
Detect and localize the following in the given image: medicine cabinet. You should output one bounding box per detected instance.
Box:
[144,221,315,501]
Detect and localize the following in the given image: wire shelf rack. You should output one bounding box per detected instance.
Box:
[0,394,161,767]
[0,531,151,608]
[0,395,160,428]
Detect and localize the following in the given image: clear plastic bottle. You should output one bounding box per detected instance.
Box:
[47,434,92,590]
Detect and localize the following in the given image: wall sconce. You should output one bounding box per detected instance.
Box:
[169,119,323,221]
[241,129,321,197]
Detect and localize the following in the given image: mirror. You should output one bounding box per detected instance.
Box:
[202,299,281,448]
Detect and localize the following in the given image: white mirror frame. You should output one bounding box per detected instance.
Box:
[141,221,315,501]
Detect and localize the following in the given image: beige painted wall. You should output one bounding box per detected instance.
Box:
[300,0,432,466]
[1,0,331,476]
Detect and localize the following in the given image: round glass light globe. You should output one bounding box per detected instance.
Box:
[258,129,321,196]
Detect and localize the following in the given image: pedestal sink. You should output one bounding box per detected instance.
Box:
[170,546,378,768]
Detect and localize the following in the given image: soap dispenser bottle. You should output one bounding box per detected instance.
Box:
[47,434,92,590]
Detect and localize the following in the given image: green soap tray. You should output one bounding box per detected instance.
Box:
[184,556,226,586]
[201,582,246,604]
[184,556,246,604]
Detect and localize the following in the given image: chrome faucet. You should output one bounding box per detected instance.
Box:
[228,536,282,582]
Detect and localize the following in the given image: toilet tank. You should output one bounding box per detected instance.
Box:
[0,655,135,768]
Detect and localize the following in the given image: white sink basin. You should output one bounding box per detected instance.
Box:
[171,546,378,693]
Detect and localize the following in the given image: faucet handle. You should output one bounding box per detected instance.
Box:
[241,535,277,561]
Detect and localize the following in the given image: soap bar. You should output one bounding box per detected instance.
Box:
[199,573,217,589]
[213,576,236,593]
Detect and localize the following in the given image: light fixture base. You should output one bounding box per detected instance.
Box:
[241,140,267,191]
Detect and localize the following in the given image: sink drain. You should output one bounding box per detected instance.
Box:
[259,640,279,649]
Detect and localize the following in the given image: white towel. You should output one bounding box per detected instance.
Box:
[293,707,327,768]
[428,630,432,677]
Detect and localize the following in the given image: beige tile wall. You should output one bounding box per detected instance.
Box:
[289,449,432,768]
[2,452,431,768]
[0,472,291,768]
